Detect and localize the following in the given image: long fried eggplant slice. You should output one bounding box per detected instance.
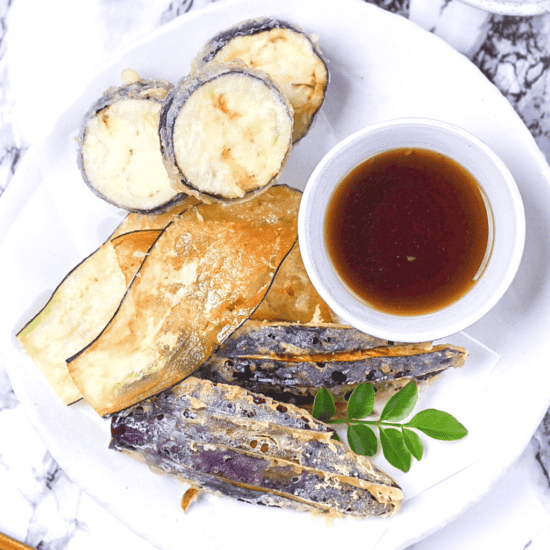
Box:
[110,230,161,285]
[251,241,336,324]
[114,185,330,324]
[196,321,467,410]
[110,377,403,517]
[112,185,335,324]
[180,185,335,322]
[159,63,293,202]
[16,230,160,405]
[78,72,185,213]
[193,17,328,143]
[67,188,300,416]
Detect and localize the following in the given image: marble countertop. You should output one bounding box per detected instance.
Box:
[2,0,550,548]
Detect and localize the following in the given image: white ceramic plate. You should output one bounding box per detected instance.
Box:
[2,1,550,549]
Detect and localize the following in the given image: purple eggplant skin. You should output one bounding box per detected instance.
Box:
[209,321,397,356]
[194,322,467,408]
[110,377,403,517]
[198,344,466,389]
[196,18,319,65]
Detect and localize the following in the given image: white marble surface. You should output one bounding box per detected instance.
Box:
[2,0,550,548]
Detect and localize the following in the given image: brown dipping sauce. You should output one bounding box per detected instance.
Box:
[325,148,491,316]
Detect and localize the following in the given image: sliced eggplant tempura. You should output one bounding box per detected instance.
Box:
[78,72,185,213]
[251,241,337,324]
[67,187,300,417]
[194,17,328,143]
[16,230,160,405]
[110,377,403,517]
[159,63,293,202]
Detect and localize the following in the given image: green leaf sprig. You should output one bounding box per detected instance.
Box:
[312,381,467,472]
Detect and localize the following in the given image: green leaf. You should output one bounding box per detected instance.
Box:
[347,424,378,456]
[402,427,424,461]
[379,381,418,423]
[312,388,336,423]
[407,409,468,441]
[379,427,412,472]
[347,383,375,420]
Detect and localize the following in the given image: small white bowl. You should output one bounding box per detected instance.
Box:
[298,118,526,342]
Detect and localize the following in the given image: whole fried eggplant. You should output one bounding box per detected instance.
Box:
[110,377,403,517]
[196,321,467,410]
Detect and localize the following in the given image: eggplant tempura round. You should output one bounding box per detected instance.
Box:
[159,62,294,202]
[193,17,329,143]
[78,73,184,213]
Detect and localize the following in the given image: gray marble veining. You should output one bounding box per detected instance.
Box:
[0,0,22,196]
[534,411,550,486]
[366,0,410,16]
[23,453,83,550]
[474,14,550,158]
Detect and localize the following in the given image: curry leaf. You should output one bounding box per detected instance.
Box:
[379,381,418,422]
[312,387,336,423]
[316,382,467,475]
[407,409,468,441]
[347,383,375,420]
[347,424,378,456]
[379,427,412,472]
[402,427,424,460]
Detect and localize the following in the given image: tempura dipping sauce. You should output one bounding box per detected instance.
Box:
[300,118,524,341]
[324,148,492,316]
